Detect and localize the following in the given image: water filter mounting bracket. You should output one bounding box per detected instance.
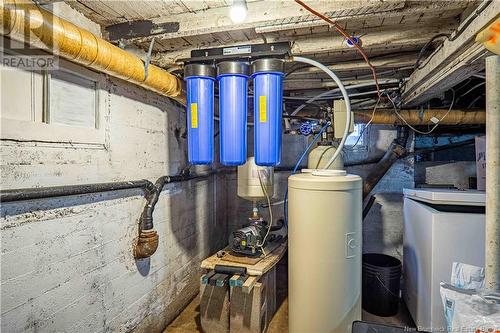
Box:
[179,42,291,64]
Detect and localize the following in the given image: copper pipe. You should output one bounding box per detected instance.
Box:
[354,109,486,125]
[1,0,185,104]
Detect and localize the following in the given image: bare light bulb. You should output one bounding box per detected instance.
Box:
[230,0,247,23]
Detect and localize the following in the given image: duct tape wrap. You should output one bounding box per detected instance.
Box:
[1,0,184,102]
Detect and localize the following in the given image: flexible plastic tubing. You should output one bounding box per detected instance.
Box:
[283,122,331,226]
[291,56,351,169]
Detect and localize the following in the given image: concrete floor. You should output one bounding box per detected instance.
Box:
[164,258,415,332]
[164,295,414,332]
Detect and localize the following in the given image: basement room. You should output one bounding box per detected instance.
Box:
[1,0,499,332]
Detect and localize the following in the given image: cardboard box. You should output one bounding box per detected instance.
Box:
[475,135,486,191]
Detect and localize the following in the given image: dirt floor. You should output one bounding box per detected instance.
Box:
[164,257,414,332]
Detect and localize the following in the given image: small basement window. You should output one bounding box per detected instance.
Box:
[47,69,98,129]
[1,56,106,145]
[0,64,43,123]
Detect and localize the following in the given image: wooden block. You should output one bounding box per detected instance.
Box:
[265,267,276,322]
[229,267,277,333]
[201,270,216,285]
[242,276,257,294]
[200,283,230,333]
[230,282,263,333]
[229,274,241,287]
[216,273,230,287]
[209,273,222,286]
[230,274,248,288]
[236,275,247,287]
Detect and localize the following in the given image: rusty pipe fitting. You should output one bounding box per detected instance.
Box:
[134,229,159,259]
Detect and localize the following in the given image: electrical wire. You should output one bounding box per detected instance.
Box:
[293,0,381,97]
[413,34,450,70]
[406,1,492,75]
[257,169,273,255]
[293,121,331,173]
[467,94,484,109]
[345,95,382,150]
[388,89,455,135]
[290,79,399,116]
[457,82,485,101]
[260,199,285,208]
[314,146,334,168]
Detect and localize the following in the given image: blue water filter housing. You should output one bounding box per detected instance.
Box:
[184,64,216,164]
[252,59,285,166]
[217,61,250,166]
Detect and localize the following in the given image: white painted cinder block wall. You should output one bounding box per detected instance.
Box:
[1,5,228,331]
[1,76,227,332]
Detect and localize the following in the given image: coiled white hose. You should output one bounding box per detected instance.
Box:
[291,56,352,169]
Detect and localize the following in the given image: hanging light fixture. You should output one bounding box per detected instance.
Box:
[229,0,247,23]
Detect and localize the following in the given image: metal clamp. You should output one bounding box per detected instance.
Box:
[144,37,156,80]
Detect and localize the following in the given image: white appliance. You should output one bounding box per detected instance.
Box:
[402,188,485,333]
[288,170,362,333]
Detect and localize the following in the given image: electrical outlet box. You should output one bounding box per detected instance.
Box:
[333,99,354,139]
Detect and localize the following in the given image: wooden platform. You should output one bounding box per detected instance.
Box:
[200,240,287,333]
[201,240,287,276]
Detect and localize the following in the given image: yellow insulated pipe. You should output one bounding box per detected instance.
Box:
[354,109,486,125]
[1,0,185,104]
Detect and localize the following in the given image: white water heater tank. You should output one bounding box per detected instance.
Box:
[288,170,362,333]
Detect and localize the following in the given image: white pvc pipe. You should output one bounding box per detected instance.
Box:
[291,56,352,169]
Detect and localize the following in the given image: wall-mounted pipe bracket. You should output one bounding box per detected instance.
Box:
[144,37,156,80]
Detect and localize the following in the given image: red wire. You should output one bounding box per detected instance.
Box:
[294,0,381,97]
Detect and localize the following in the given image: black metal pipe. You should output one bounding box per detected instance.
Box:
[0,180,154,203]
[363,195,377,220]
[0,171,220,206]
[139,170,218,231]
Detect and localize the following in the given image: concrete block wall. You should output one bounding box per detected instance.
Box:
[1,61,227,332]
[359,157,414,260]
[347,126,415,261]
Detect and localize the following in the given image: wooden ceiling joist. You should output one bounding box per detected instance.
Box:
[401,1,499,106]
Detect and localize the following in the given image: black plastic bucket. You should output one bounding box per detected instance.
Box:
[362,253,402,316]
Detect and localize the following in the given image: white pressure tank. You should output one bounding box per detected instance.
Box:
[237,157,274,201]
[288,169,362,333]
